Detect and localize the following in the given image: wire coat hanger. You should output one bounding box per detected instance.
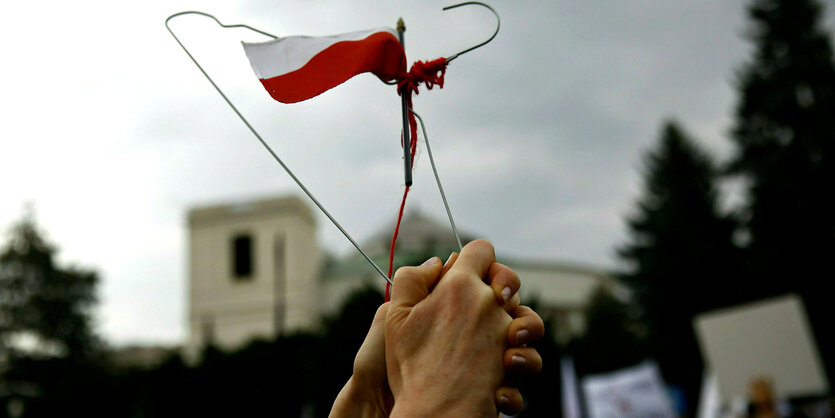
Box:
[166,11,392,284]
[165,4,501,282]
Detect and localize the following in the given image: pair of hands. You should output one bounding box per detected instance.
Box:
[330,240,545,417]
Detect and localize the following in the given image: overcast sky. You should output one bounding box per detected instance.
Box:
[1,1,833,346]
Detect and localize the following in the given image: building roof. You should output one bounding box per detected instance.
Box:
[321,209,616,289]
[188,195,316,227]
[322,209,474,280]
[361,208,476,257]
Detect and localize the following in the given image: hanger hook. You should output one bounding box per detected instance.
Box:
[443,2,501,63]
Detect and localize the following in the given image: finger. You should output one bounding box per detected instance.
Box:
[487,263,520,307]
[495,386,524,415]
[389,257,443,309]
[505,293,521,313]
[508,305,545,346]
[504,347,543,374]
[447,239,496,281]
[441,252,459,277]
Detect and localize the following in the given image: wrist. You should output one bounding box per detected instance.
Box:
[330,377,392,418]
[390,389,496,418]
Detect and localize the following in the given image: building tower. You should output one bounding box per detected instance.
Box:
[185,195,320,357]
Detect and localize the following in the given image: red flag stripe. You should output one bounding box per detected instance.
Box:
[251,31,405,103]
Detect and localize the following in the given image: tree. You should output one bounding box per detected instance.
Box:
[728,0,835,378]
[0,210,100,362]
[573,286,646,376]
[312,286,385,417]
[619,121,743,412]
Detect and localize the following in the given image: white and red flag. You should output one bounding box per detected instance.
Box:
[242,25,448,301]
[242,27,406,103]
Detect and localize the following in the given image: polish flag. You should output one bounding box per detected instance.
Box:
[242,27,406,103]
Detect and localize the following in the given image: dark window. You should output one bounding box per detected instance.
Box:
[232,234,254,279]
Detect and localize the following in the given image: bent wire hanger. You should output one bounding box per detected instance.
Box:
[165,4,500,282]
[166,11,391,284]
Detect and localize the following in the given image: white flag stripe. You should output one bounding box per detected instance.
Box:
[242,27,398,79]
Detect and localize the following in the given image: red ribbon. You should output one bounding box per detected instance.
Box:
[385,58,448,302]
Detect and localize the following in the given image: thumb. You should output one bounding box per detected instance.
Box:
[353,302,389,380]
[362,302,389,347]
[389,256,443,309]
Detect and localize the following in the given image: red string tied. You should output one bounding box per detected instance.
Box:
[385,57,448,302]
[396,58,448,97]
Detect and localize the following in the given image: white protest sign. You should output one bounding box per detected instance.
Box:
[693,294,828,400]
[582,361,676,418]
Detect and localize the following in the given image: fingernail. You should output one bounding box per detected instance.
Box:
[444,253,455,268]
[498,395,509,406]
[501,287,512,303]
[421,256,440,266]
[512,355,527,369]
[516,329,529,344]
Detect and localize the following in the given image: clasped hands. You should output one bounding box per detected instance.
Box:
[330,240,545,417]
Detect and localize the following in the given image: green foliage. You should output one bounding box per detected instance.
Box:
[312,286,385,416]
[729,0,835,378]
[572,286,646,376]
[619,120,743,411]
[0,210,100,362]
[0,286,381,417]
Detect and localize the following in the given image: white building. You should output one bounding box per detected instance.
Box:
[186,195,617,357]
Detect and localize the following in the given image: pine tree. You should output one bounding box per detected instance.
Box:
[619,121,742,410]
[573,286,645,376]
[729,0,835,378]
[0,210,101,362]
